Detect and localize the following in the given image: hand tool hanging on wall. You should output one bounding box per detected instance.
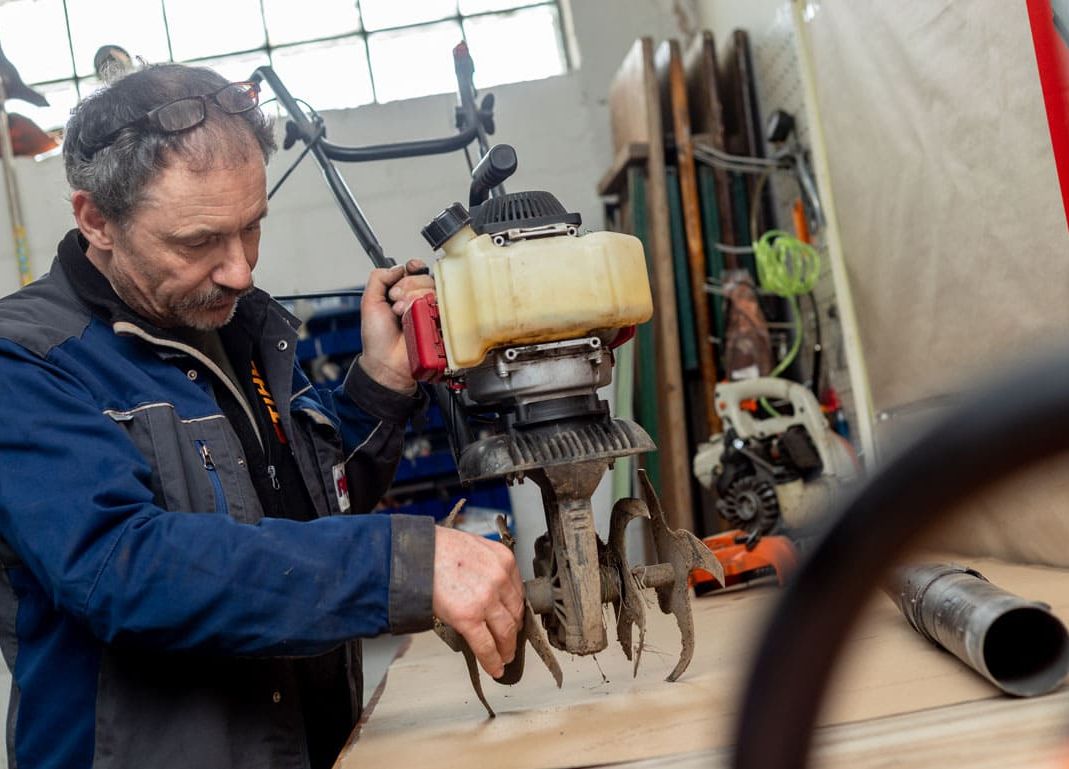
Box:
[0,41,45,287]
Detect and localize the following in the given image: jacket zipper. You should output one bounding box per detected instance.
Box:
[266,463,280,491]
[196,440,229,516]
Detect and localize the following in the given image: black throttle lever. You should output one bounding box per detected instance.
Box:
[469,144,517,207]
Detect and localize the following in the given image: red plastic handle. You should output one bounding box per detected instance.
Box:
[402,293,448,382]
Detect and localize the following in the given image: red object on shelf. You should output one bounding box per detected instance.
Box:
[1028,0,1069,228]
[402,293,448,382]
[691,529,799,592]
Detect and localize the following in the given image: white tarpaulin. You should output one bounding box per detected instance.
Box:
[804,0,1069,414]
[802,0,1069,565]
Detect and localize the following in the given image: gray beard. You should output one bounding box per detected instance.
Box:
[108,269,252,330]
[171,284,253,330]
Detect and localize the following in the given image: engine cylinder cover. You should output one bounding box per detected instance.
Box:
[464,336,611,409]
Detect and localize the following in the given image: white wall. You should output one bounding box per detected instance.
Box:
[695,0,786,53]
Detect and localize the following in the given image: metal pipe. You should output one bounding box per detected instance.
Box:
[884,563,1069,697]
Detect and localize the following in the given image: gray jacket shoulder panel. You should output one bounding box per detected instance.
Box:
[0,262,92,358]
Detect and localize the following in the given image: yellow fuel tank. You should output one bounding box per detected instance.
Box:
[433,225,654,370]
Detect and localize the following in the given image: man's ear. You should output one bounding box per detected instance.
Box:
[71,190,117,252]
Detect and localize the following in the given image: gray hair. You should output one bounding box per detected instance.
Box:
[63,63,277,224]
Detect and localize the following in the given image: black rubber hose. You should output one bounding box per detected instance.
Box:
[733,347,1069,769]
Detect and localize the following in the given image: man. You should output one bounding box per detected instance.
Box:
[0,63,523,769]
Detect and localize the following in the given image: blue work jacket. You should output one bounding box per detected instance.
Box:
[0,230,435,768]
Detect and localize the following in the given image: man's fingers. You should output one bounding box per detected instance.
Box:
[381,263,407,284]
[387,275,434,301]
[486,602,520,667]
[404,258,430,275]
[462,622,505,679]
[390,287,435,317]
[367,260,431,308]
[509,565,525,617]
[431,528,528,680]
[363,264,405,310]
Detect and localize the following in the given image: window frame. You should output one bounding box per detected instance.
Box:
[16,0,572,108]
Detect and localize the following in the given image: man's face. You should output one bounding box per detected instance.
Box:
[103,153,268,331]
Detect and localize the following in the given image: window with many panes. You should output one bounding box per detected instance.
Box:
[0,0,570,131]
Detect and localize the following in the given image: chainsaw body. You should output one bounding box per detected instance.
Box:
[694,377,857,537]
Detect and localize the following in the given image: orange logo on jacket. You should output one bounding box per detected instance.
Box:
[251,361,287,445]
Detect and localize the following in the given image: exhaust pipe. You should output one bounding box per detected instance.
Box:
[883,563,1069,697]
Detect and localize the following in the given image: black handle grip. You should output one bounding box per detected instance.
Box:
[469,144,517,207]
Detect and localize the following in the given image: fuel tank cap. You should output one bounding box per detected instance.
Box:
[421,202,471,250]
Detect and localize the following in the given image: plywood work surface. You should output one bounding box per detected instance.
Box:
[615,690,1069,769]
[337,557,1069,769]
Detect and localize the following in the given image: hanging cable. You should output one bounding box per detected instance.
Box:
[806,292,823,394]
[268,122,326,200]
[693,140,788,173]
[746,166,822,414]
[755,229,821,378]
[267,97,327,201]
[753,228,821,415]
[462,144,475,175]
[714,242,756,255]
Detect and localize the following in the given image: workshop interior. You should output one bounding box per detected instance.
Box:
[1,0,1069,767]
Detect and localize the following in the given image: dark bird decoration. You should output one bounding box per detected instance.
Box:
[0,41,48,107]
[93,44,134,85]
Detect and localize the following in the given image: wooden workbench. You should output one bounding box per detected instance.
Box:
[336,557,1069,768]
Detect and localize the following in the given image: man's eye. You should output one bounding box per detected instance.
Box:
[183,234,217,249]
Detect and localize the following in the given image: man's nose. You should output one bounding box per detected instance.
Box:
[213,235,253,291]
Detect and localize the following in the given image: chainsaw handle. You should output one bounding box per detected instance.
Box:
[714,377,840,475]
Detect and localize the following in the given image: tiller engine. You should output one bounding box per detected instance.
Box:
[253,53,723,717]
[406,145,724,713]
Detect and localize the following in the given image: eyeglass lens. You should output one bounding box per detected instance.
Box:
[154,99,207,132]
[152,83,257,132]
[215,83,259,113]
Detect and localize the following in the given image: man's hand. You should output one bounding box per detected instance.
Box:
[433,527,525,679]
[359,259,435,393]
